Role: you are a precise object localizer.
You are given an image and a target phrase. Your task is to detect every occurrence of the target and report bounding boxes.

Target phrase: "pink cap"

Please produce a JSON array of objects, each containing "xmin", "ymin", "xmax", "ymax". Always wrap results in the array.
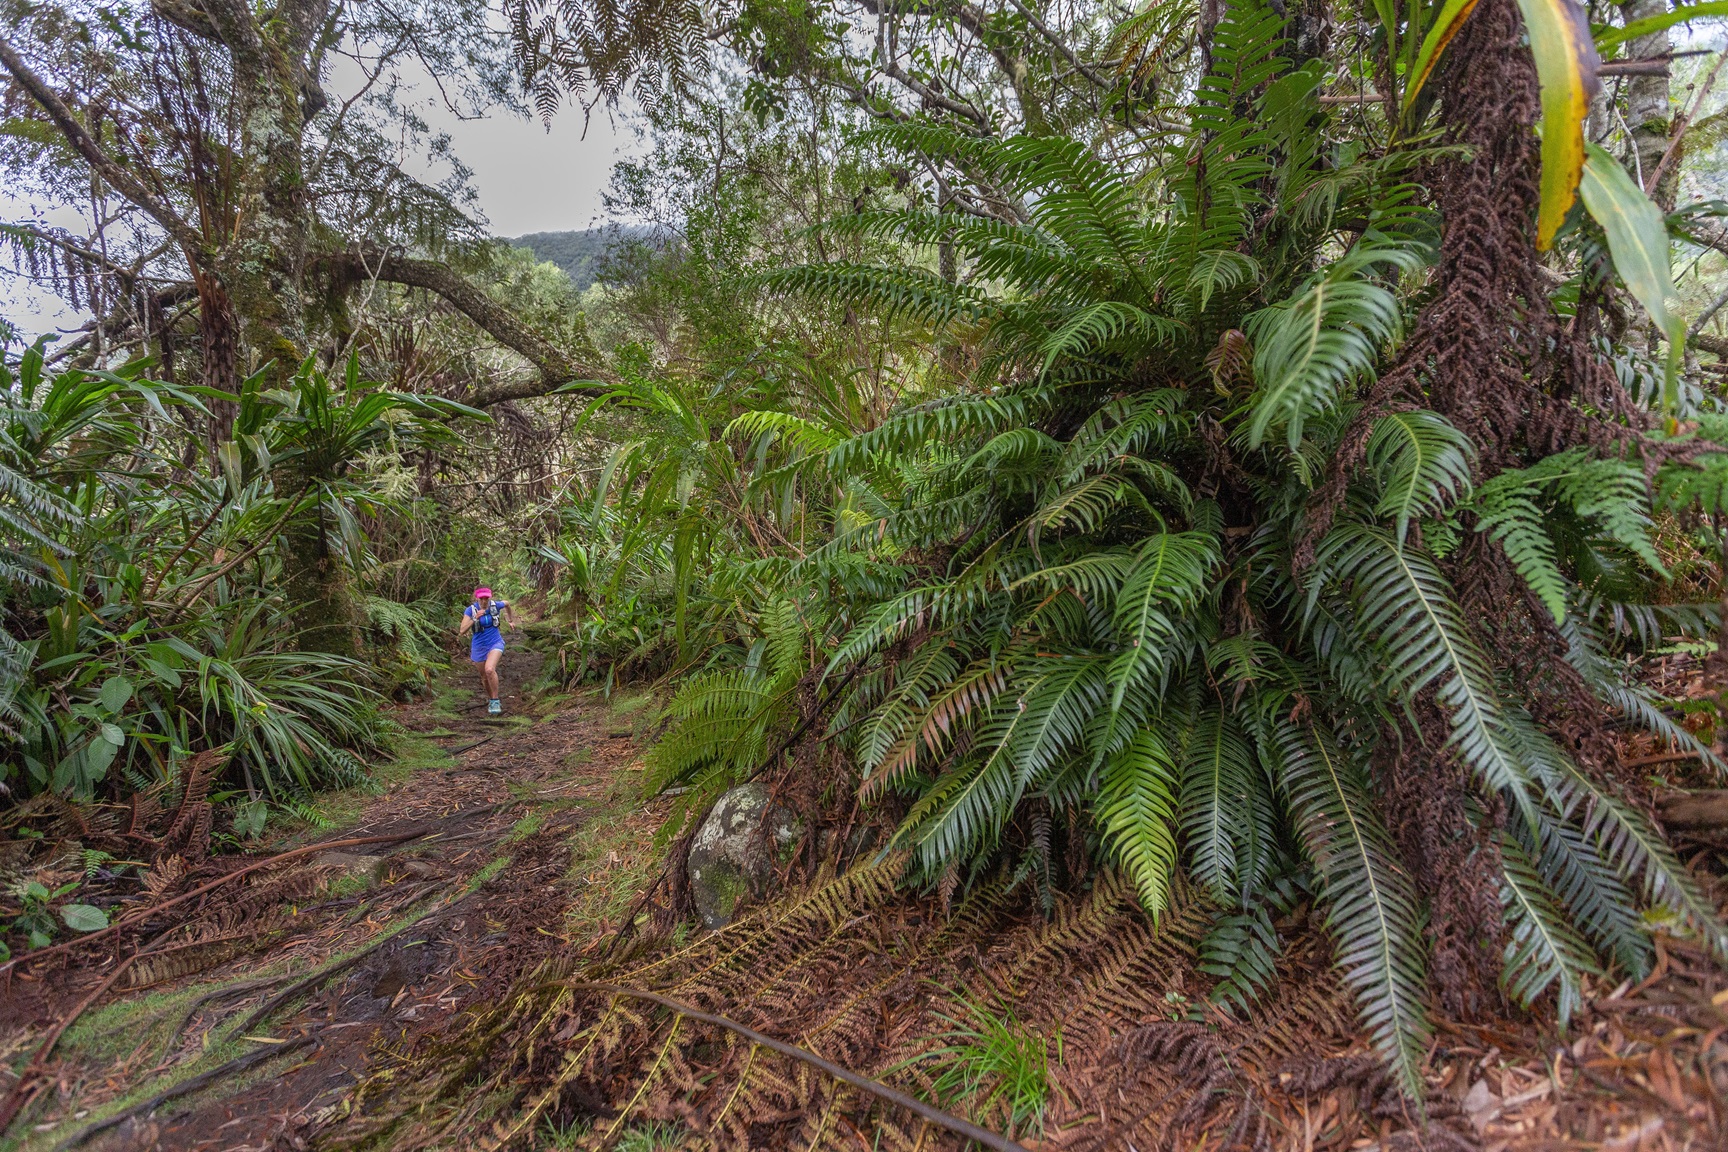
[{"xmin": 474, "ymin": 586, "xmax": 493, "ymax": 599}]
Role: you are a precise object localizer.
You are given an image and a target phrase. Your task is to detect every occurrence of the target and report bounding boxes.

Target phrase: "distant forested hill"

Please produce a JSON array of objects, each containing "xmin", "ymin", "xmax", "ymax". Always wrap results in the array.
[{"xmin": 510, "ymin": 228, "xmax": 644, "ymax": 292}]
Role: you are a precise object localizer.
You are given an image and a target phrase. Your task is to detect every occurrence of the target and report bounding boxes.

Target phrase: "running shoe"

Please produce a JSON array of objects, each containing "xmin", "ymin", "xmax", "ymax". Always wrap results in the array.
[{"xmin": 488, "ymin": 698, "xmax": 502, "ymax": 716}]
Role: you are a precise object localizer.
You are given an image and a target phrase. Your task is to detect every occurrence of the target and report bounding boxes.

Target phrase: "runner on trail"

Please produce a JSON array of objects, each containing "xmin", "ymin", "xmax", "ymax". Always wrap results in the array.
[{"xmin": 457, "ymin": 586, "xmax": 516, "ymax": 715}]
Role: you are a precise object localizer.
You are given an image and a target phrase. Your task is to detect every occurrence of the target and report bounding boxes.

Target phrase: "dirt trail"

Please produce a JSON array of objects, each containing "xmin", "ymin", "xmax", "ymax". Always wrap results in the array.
[{"xmin": 2, "ymin": 639, "xmax": 669, "ymax": 1152}]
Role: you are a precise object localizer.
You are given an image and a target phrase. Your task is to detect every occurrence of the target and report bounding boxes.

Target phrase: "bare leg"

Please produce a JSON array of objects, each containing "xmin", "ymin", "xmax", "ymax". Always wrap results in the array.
[{"xmin": 484, "ymin": 649, "xmax": 504, "ymax": 700}]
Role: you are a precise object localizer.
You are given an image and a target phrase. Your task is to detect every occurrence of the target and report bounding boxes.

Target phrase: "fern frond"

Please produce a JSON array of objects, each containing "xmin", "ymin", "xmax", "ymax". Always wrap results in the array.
[
  {"xmin": 1516, "ymin": 717, "xmax": 1728, "ymax": 961},
  {"xmin": 1271, "ymin": 719, "xmax": 1429, "ymax": 1099},
  {"xmin": 1244, "ymin": 239, "xmax": 1421, "ymax": 449},
  {"xmin": 1498, "ymin": 833, "xmax": 1599, "ymax": 1027},
  {"xmin": 1108, "ymin": 530, "xmax": 1220, "ymax": 711},
  {"xmin": 1099, "ymin": 728, "xmax": 1182, "ymax": 919},
  {"xmin": 1313, "ymin": 523, "xmax": 1543, "ymax": 817},
  {"xmin": 1200, "ymin": 903, "xmax": 1282, "ymax": 1013},
  {"xmin": 1366, "ymin": 410, "xmax": 1475, "ymax": 543},
  {"xmin": 1180, "ymin": 702, "xmax": 1272, "ymax": 901},
  {"xmin": 1525, "ymin": 812, "xmax": 1654, "ymax": 978}
]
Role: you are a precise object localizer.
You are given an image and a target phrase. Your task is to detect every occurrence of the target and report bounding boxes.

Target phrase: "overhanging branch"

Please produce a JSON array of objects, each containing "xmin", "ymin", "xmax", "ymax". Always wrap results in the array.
[
  {"xmin": 322, "ymin": 248, "xmax": 610, "ymax": 403},
  {"xmin": 0, "ymin": 36, "xmax": 204, "ymax": 256}
]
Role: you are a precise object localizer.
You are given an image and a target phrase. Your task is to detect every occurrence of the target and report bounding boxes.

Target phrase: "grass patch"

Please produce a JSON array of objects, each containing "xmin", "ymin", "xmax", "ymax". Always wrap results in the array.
[
  {"xmin": 272, "ymin": 732, "xmax": 452, "ymax": 841},
  {"xmin": 430, "ymin": 680, "xmax": 477, "ymax": 723},
  {"xmin": 564, "ymin": 746, "xmax": 593, "ymax": 768},
  {"xmin": 614, "ymin": 1121, "xmax": 687, "ymax": 1151},
  {"xmin": 466, "ymin": 856, "xmax": 511, "ymax": 891},
  {"xmin": 536, "ymin": 1116, "xmax": 591, "ymax": 1149},
  {"xmin": 563, "ymin": 783, "xmax": 667, "ymax": 931},
  {"xmin": 607, "ymin": 691, "xmax": 657, "ymax": 718},
  {"xmin": 903, "ymin": 995, "xmax": 1056, "ymax": 1140},
  {"xmin": 503, "ymin": 813, "xmax": 545, "ymax": 844},
  {"xmin": 10, "ymin": 1032, "xmax": 256, "ymax": 1150}
]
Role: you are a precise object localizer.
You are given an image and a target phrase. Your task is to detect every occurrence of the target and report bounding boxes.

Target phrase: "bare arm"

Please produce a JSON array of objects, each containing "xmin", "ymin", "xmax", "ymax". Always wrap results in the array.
[{"xmin": 457, "ymin": 611, "xmax": 473, "ymax": 637}]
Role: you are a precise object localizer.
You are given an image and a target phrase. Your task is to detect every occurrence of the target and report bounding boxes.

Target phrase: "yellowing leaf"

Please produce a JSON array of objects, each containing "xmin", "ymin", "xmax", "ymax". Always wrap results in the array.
[
  {"xmin": 1405, "ymin": 0, "xmax": 1481, "ymax": 116},
  {"xmin": 1579, "ymin": 143, "xmax": 1684, "ymax": 407},
  {"xmin": 1513, "ymin": 0, "xmax": 1601, "ymax": 249},
  {"xmin": 1596, "ymin": 1, "xmax": 1728, "ymax": 49}
]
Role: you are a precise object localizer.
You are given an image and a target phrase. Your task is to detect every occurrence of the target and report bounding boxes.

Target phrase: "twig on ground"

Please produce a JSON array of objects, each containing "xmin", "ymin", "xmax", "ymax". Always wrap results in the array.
[
  {"xmin": 1623, "ymin": 749, "xmax": 1706, "ymax": 769},
  {"xmin": 52, "ymin": 1034, "xmax": 317, "ymax": 1150},
  {"xmin": 563, "ymin": 981, "xmax": 1032, "ymax": 1152},
  {"xmin": 0, "ymin": 828, "xmax": 434, "ymax": 977}
]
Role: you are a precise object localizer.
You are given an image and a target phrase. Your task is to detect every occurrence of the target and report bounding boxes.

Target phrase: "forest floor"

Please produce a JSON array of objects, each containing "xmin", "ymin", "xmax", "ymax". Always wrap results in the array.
[
  {"xmin": 3, "ymin": 635, "xmax": 1727, "ymax": 1151},
  {"xmin": 0, "ymin": 632, "xmax": 678, "ymax": 1152}
]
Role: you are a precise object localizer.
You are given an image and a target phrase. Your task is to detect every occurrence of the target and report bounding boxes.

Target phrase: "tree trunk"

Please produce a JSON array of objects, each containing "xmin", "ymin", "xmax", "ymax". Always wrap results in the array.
[
  {"xmin": 282, "ymin": 496, "xmax": 362, "ymax": 659},
  {"xmin": 1619, "ymin": 0, "xmax": 1677, "ymax": 207},
  {"xmin": 214, "ymin": 7, "xmax": 316, "ymax": 388}
]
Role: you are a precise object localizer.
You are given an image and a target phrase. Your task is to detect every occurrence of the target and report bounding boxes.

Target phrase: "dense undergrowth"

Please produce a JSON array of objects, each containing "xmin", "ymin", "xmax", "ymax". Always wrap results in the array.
[{"xmin": 8, "ymin": 0, "xmax": 1728, "ymax": 1115}]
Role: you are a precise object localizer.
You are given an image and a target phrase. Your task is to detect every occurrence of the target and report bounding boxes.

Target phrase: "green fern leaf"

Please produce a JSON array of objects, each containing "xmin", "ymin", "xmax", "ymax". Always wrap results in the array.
[
  {"xmin": 1244, "ymin": 240, "xmax": 1421, "ymax": 450},
  {"xmin": 1200, "ymin": 903, "xmax": 1282, "ymax": 1013},
  {"xmin": 1099, "ymin": 729, "xmax": 1182, "ymax": 919},
  {"xmin": 1366, "ymin": 410, "xmax": 1475, "ymax": 543},
  {"xmin": 1498, "ymin": 833, "xmax": 1599, "ymax": 1027},
  {"xmin": 1179, "ymin": 702, "xmax": 1271, "ymax": 901},
  {"xmin": 1108, "ymin": 531, "xmax": 1220, "ymax": 711},
  {"xmin": 1271, "ymin": 719, "xmax": 1429, "ymax": 1099}
]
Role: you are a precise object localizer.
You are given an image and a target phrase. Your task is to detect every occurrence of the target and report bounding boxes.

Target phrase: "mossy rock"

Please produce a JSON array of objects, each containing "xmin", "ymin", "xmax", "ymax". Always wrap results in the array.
[{"xmin": 686, "ymin": 783, "xmax": 802, "ymax": 930}]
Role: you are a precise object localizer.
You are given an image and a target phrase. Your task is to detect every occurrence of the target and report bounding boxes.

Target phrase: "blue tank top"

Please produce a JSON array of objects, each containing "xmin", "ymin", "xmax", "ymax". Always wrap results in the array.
[{"xmin": 466, "ymin": 601, "xmax": 506, "ymax": 658}]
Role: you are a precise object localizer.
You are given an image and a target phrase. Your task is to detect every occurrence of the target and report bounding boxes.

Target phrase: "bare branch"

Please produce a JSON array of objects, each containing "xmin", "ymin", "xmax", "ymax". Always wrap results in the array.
[
  {"xmin": 1003, "ymin": 0, "xmax": 1110, "ymax": 91},
  {"xmin": 0, "ymin": 35, "xmax": 204, "ymax": 255},
  {"xmin": 321, "ymin": 248, "xmax": 610, "ymax": 402}
]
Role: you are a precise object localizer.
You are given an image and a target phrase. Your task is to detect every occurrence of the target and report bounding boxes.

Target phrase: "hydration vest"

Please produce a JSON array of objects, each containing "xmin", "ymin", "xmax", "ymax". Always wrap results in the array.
[{"xmin": 472, "ymin": 602, "xmax": 501, "ymax": 630}]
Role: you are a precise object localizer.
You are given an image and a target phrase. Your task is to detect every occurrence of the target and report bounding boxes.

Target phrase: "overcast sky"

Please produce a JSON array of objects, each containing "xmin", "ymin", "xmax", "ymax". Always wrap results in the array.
[{"xmin": 0, "ymin": 90, "xmax": 639, "ymax": 341}]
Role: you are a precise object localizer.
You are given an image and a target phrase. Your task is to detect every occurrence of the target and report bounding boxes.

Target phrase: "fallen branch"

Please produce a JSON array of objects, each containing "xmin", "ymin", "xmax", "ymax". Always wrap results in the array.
[
  {"xmin": 564, "ymin": 982, "xmax": 1031, "ymax": 1152},
  {"xmin": 1657, "ymin": 790, "xmax": 1728, "ymax": 831},
  {"xmin": 53, "ymin": 1034, "xmax": 317, "ymax": 1150},
  {"xmin": 1624, "ymin": 750, "xmax": 1707, "ymax": 769},
  {"xmin": 0, "ymin": 828, "xmax": 432, "ymax": 978},
  {"xmin": 0, "ymin": 951, "xmax": 146, "ymax": 1134}
]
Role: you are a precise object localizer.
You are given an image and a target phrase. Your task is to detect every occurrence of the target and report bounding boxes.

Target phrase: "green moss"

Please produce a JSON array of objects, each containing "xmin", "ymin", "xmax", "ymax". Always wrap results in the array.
[
  {"xmin": 700, "ymin": 862, "xmax": 750, "ymax": 923},
  {"xmin": 324, "ymin": 871, "xmax": 375, "ymax": 898},
  {"xmin": 273, "ymin": 734, "xmax": 451, "ymax": 841}
]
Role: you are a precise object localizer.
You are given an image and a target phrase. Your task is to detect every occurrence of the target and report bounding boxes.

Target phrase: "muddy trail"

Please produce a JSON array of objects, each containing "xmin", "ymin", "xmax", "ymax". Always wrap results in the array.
[
  {"xmin": 0, "ymin": 637, "xmax": 673, "ymax": 1152},
  {"xmin": 4, "ymin": 637, "xmax": 1728, "ymax": 1151}
]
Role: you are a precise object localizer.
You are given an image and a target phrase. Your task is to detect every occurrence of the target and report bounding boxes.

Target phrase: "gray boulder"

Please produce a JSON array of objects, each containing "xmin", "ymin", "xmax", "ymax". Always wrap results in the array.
[{"xmin": 686, "ymin": 782, "xmax": 802, "ymax": 929}]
